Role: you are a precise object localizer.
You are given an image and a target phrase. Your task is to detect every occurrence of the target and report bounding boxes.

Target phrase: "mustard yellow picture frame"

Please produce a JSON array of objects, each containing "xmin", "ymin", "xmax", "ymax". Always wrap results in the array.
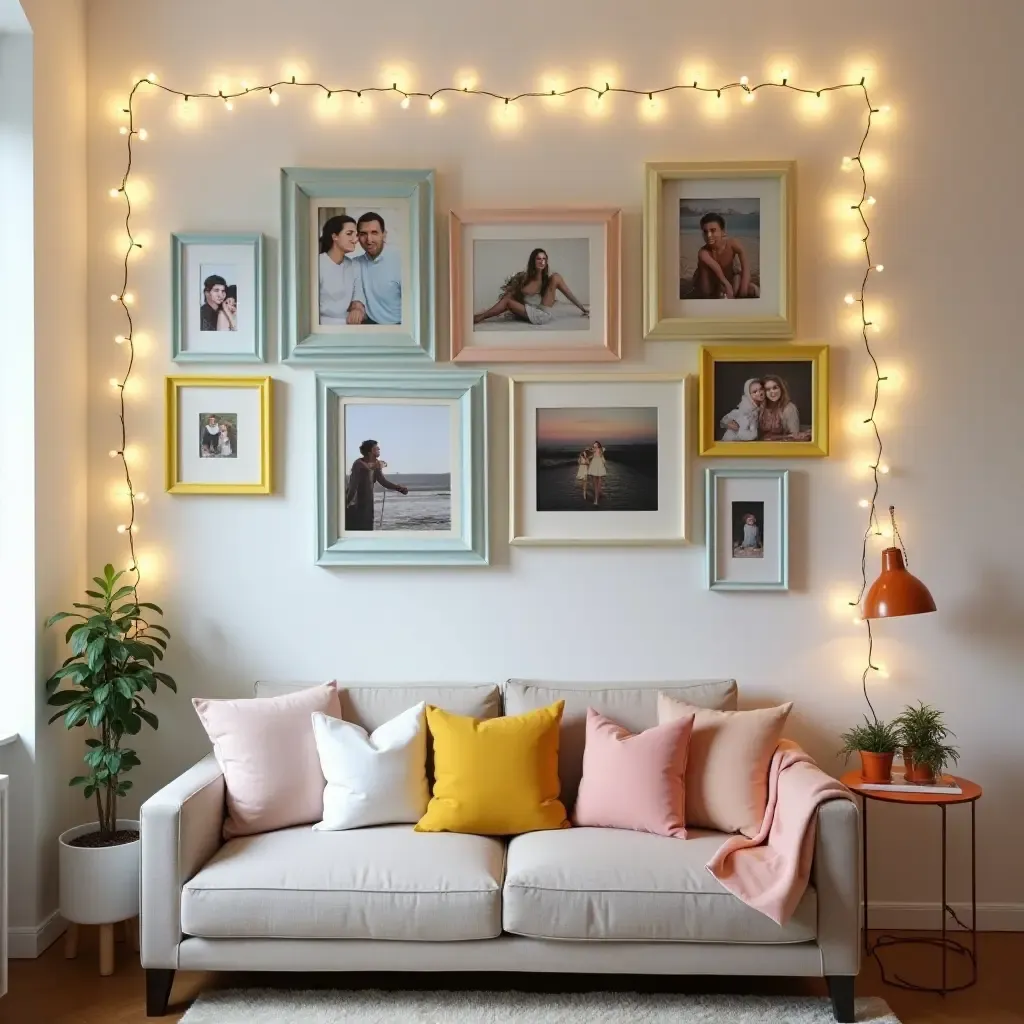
[
  {"xmin": 165, "ymin": 375, "xmax": 273, "ymax": 494},
  {"xmin": 643, "ymin": 160, "xmax": 796, "ymax": 341},
  {"xmin": 698, "ymin": 345, "xmax": 829, "ymax": 458}
]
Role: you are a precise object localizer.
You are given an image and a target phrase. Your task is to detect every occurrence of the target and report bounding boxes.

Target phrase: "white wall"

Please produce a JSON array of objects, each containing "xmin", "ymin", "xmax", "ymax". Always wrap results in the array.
[
  {"xmin": 0, "ymin": 0, "xmax": 88, "ymax": 953},
  {"xmin": 84, "ymin": 0, "xmax": 1024, "ymax": 926}
]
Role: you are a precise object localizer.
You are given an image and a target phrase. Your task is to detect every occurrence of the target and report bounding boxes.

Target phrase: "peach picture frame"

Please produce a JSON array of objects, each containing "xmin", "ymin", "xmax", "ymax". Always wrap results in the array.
[{"xmin": 449, "ymin": 208, "xmax": 621, "ymax": 363}]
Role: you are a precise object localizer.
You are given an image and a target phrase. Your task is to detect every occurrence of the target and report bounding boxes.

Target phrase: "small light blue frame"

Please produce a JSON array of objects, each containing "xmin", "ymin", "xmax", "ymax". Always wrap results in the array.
[
  {"xmin": 706, "ymin": 467, "xmax": 789, "ymax": 591},
  {"xmin": 315, "ymin": 370, "xmax": 488, "ymax": 566},
  {"xmin": 171, "ymin": 233, "xmax": 266, "ymax": 363},
  {"xmin": 282, "ymin": 168, "xmax": 435, "ymax": 363}
]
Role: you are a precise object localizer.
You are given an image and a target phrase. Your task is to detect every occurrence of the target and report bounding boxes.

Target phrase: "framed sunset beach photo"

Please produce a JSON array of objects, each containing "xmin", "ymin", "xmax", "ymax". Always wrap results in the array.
[{"xmin": 509, "ymin": 374, "xmax": 688, "ymax": 545}]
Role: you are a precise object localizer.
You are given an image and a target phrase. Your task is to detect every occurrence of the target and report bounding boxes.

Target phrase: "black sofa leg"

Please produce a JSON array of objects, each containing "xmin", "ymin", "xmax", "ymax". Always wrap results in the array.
[
  {"xmin": 826, "ymin": 975, "xmax": 855, "ymax": 1023},
  {"xmin": 146, "ymin": 968, "xmax": 175, "ymax": 1017}
]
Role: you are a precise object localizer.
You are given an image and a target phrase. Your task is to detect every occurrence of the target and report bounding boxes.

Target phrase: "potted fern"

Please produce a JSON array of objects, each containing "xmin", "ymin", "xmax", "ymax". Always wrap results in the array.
[
  {"xmin": 839, "ymin": 715, "xmax": 901, "ymax": 783},
  {"xmin": 45, "ymin": 565, "xmax": 175, "ymax": 946},
  {"xmin": 893, "ymin": 701, "xmax": 960, "ymax": 783}
]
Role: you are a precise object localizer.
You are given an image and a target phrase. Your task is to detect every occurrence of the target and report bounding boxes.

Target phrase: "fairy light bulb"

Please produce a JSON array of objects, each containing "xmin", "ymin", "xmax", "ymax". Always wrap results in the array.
[
  {"xmin": 146, "ymin": 73, "xmax": 157, "ymax": 83},
  {"xmin": 225, "ymin": 100, "xmax": 233, "ymax": 111},
  {"xmin": 119, "ymin": 126, "xmax": 128, "ymax": 135},
  {"xmin": 269, "ymin": 90, "xmax": 280, "ymax": 106},
  {"xmin": 123, "ymin": 292, "xmax": 134, "ymax": 304},
  {"xmin": 865, "ymin": 195, "xmax": 876, "ymax": 205},
  {"xmin": 400, "ymin": 95, "xmax": 411, "ymax": 109},
  {"xmin": 110, "ymin": 294, "xmax": 119, "ymax": 302},
  {"xmin": 844, "ymin": 293, "xmax": 856, "ymax": 305},
  {"xmin": 858, "ymin": 499, "xmax": 870, "ymax": 508},
  {"xmin": 841, "ymin": 156, "xmax": 853, "ymax": 171},
  {"xmin": 137, "ymin": 128, "xmax": 148, "ymax": 140},
  {"xmin": 108, "ymin": 450, "xmax": 120, "ymax": 459},
  {"xmin": 108, "ymin": 188, "xmax": 120, "ymax": 198},
  {"xmin": 739, "ymin": 75, "xmax": 749, "ymax": 87},
  {"xmin": 878, "ymin": 464, "xmax": 890, "ymax": 474},
  {"xmin": 428, "ymin": 96, "xmax": 444, "ymax": 114},
  {"xmin": 116, "ymin": 524, "xmax": 128, "ymax": 534},
  {"xmin": 114, "ymin": 334, "xmax": 126, "ymax": 344},
  {"xmin": 135, "ymin": 492, "xmax": 148, "ymax": 503},
  {"xmin": 109, "ymin": 378, "xmax": 121, "ymax": 388},
  {"xmin": 874, "ymin": 263, "xmax": 884, "ymax": 273}
]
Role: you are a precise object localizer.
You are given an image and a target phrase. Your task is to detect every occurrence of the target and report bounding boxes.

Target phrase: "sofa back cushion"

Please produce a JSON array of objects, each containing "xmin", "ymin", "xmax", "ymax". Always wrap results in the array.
[
  {"xmin": 504, "ymin": 679, "xmax": 737, "ymax": 810},
  {"xmin": 255, "ymin": 682, "xmax": 502, "ymax": 732}
]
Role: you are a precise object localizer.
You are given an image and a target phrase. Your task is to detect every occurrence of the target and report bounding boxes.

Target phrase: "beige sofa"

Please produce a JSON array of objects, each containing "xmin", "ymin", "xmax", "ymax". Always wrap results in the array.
[{"xmin": 140, "ymin": 680, "xmax": 860, "ymax": 1021}]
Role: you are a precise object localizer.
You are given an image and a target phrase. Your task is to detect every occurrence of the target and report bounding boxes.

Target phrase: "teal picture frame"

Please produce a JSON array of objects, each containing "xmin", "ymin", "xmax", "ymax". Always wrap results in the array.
[
  {"xmin": 171, "ymin": 233, "xmax": 266, "ymax": 362},
  {"xmin": 282, "ymin": 168, "xmax": 435, "ymax": 363},
  {"xmin": 316, "ymin": 370, "xmax": 488, "ymax": 566},
  {"xmin": 706, "ymin": 467, "xmax": 789, "ymax": 591}
]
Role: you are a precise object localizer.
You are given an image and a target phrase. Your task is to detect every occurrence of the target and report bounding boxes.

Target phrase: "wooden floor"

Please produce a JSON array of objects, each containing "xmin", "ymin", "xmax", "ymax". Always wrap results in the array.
[{"xmin": 2, "ymin": 930, "xmax": 1022, "ymax": 1023}]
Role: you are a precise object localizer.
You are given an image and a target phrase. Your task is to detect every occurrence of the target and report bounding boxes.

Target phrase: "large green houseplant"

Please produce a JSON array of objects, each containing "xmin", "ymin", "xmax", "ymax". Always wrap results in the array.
[{"xmin": 45, "ymin": 564, "xmax": 176, "ymax": 841}]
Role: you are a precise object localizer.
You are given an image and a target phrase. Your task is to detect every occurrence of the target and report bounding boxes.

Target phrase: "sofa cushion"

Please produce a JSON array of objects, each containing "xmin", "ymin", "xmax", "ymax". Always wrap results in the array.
[
  {"xmin": 503, "ymin": 827, "xmax": 816, "ymax": 943},
  {"xmin": 504, "ymin": 680, "xmax": 737, "ymax": 809},
  {"xmin": 181, "ymin": 824, "xmax": 505, "ymax": 941}
]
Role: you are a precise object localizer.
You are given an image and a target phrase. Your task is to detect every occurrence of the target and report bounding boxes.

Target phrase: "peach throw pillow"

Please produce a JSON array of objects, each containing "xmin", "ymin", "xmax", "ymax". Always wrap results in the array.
[
  {"xmin": 193, "ymin": 681, "xmax": 341, "ymax": 839},
  {"xmin": 657, "ymin": 693, "xmax": 792, "ymax": 838},
  {"xmin": 573, "ymin": 708, "xmax": 695, "ymax": 838}
]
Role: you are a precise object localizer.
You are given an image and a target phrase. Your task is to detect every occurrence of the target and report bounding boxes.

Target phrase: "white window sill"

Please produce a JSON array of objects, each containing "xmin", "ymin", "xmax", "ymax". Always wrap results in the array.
[{"xmin": 0, "ymin": 733, "xmax": 18, "ymax": 748}]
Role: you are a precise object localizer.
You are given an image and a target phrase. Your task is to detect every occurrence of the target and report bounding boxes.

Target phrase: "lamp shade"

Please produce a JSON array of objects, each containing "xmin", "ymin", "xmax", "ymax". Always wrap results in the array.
[{"xmin": 862, "ymin": 547, "xmax": 937, "ymax": 619}]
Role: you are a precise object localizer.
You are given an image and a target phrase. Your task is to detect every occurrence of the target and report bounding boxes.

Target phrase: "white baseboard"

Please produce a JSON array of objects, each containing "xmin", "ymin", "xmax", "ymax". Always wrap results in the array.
[
  {"xmin": 868, "ymin": 901, "xmax": 1024, "ymax": 931},
  {"xmin": 8, "ymin": 910, "xmax": 66, "ymax": 959}
]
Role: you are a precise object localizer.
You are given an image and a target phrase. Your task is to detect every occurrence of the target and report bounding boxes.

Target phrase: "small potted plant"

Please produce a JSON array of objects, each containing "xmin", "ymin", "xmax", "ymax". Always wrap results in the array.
[
  {"xmin": 894, "ymin": 701, "xmax": 960, "ymax": 784},
  {"xmin": 45, "ymin": 565, "xmax": 175, "ymax": 968},
  {"xmin": 839, "ymin": 715, "xmax": 901, "ymax": 783}
]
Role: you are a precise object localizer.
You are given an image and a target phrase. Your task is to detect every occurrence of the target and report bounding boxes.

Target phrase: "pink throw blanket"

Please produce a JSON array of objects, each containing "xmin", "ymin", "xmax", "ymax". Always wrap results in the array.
[{"xmin": 705, "ymin": 740, "xmax": 854, "ymax": 925}]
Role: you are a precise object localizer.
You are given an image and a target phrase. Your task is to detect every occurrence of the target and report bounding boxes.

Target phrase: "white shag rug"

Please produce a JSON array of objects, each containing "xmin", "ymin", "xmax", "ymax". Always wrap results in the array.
[{"xmin": 179, "ymin": 989, "xmax": 900, "ymax": 1023}]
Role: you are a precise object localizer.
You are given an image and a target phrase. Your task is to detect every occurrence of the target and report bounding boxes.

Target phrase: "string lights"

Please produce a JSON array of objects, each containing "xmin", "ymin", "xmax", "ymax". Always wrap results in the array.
[{"xmin": 109, "ymin": 69, "xmax": 890, "ymax": 711}]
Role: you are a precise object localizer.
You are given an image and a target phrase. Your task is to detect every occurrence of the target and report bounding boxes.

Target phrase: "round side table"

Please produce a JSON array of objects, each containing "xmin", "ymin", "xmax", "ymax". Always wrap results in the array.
[{"xmin": 841, "ymin": 771, "xmax": 981, "ymax": 995}]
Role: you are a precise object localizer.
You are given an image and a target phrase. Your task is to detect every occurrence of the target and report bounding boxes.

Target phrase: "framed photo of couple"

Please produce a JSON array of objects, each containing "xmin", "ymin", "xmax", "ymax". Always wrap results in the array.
[
  {"xmin": 706, "ymin": 468, "xmax": 789, "ymax": 591},
  {"xmin": 165, "ymin": 376, "xmax": 272, "ymax": 494},
  {"xmin": 171, "ymin": 233, "xmax": 265, "ymax": 362},
  {"xmin": 281, "ymin": 168, "xmax": 435, "ymax": 362},
  {"xmin": 699, "ymin": 344, "xmax": 829, "ymax": 458},
  {"xmin": 450, "ymin": 209, "xmax": 621, "ymax": 363},
  {"xmin": 643, "ymin": 161, "xmax": 795, "ymax": 341},
  {"xmin": 509, "ymin": 374, "xmax": 689, "ymax": 546},
  {"xmin": 315, "ymin": 369, "xmax": 489, "ymax": 566}
]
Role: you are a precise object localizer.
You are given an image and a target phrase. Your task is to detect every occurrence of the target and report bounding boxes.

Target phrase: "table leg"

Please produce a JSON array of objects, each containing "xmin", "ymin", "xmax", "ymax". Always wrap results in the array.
[
  {"xmin": 99, "ymin": 923, "xmax": 114, "ymax": 977},
  {"xmin": 861, "ymin": 794, "xmax": 869, "ymax": 952},
  {"xmin": 941, "ymin": 804, "xmax": 947, "ymax": 995},
  {"xmin": 64, "ymin": 923, "xmax": 79, "ymax": 960},
  {"xmin": 971, "ymin": 799, "xmax": 977, "ymax": 983}
]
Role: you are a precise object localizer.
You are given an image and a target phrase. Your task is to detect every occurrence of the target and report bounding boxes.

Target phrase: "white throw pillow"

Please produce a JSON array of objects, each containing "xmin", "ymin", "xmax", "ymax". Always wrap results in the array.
[{"xmin": 311, "ymin": 702, "xmax": 429, "ymax": 830}]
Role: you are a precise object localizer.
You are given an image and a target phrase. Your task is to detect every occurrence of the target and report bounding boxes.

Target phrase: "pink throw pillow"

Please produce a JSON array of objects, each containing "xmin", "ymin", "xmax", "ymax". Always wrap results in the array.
[
  {"xmin": 572, "ymin": 707, "xmax": 695, "ymax": 839},
  {"xmin": 193, "ymin": 682, "xmax": 341, "ymax": 839}
]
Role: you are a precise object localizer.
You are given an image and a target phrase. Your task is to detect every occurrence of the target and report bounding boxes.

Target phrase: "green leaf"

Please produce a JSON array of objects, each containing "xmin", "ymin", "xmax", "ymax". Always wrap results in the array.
[
  {"xmin": 65, "ymin": 622, "xmax": 89, "ymax": 645},
  {"xmin": 119, "ymin": 780, "xmax": 133, "ymax": 791},
  {"xmin": 88, "ymin": 704, "xmax": 105, "ymax": 728},
  {"xmin": 69, "ymin": 776, "xmax": 89, "ymax": 787},
  {"xmin": 110, "ymin": 585, "xmax": 135, "ymax": 602},
  {"xmin": 83, "ymin": 785, "xmax": 96, "ymax": 799},
  {"xmin": 86, "ymin": 637, "xmax": 107, "ymax": 672},
  {"xmin": 146, "ymin": 624, "xmax": 171, "ymax": 638},
  {"xmin": 154, "ymin": 672, "xmax": 177, "ymax": 693},
  {"xmin": 85, "ymin": 590, "xmax": 105, "ymax": 599},
  {"xmin": 104, "ymin": 564, "xmax": 116, "ymax": 582},
  {"xmin": 137, "ymin": 601, "xmax": 164, "ymax": 615},
  {"xmin": 123, "ymin": 715, "xmax": 142, "ymax": 735},
  {"xmin": 105, "ymin": 752, "xmax": 123, "ymax": 773},
  {"xmin": 71, "ymin": 629, "xmax": 91, "ymax": 656},
  {"xmin": 85, "ymin": 749, "xmax": 104, "ymax": 767},
  {"xmin": 73, "ymin": 603, "xmax": 106, "ymax": 614},
  {"xmin": 93, "ymin": 683, "xmax": 112, "ymax": 704},
  {"xmin": 114, "ymin": 677, "xmax": 135, "ymax": 699},
  {"xmin": 64, "ymin": 705, "xmax": 89, "ymax": 729},
  {"xmin": 85, "ymin": 738, "xmax": 101, "ymax": 748},
  {"xmin": 136, "ymin": 708, "xmax": 159, "ymax": 731},
  {"xmin": 46, "ymin": 612, "xmax": 80, "ymax": 627},
  {"xmin": 47, "ymin": 690, "xmax": 82, "ymax": 707},
  {"xmin": 48, "ymin": 710, "xmax": 67, "ymax": 725}
]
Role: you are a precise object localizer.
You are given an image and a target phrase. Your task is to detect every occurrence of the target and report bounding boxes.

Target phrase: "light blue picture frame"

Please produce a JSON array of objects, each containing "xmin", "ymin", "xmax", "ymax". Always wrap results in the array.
[
  {"xmin": 706, "ymin": 467, "xmax": 789, "ymax": 591},
  {"xmin": 171, "ymin": 233, "xmax": 266, "ymax": 362},
  {"xmin": 316, "ymin": 370, "xmax": 488, "ymax": 566},
  {"xmin": 282, "ymin": 168, "xmax": 435, "ymax": 363}
]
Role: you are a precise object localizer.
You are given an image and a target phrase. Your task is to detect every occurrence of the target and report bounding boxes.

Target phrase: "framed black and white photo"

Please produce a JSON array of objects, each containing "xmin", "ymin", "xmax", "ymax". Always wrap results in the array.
[
  {"xmin": 171, "ymin": 233, "xmax": 265, "ymax": 362},
  {"xmin": 706, "ymin": 468, "xmax": 789, "ymax": 591},
  {"xmin": 281, "ymin": 168, "xmax": 435, "ymax": 362}
]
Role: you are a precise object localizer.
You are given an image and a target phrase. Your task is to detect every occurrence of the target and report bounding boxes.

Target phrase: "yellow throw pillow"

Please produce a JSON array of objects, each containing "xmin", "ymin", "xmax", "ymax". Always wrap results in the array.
[{"xmin": 415, "ymin": 701, "xmax": 569, "ymax": 836}]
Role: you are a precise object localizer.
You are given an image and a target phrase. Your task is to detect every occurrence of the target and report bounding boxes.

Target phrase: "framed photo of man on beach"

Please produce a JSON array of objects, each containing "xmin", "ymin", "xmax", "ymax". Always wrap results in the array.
[
  {"xmin": 315, "ymin": 369, "xmax": 488, "ymax": 566},
  {"xmin": 450, "ymin": 209, "xmax": 621, "ymax": 363},
  {"xmin": 698, "ymin": 344, "xmax": 829, "ymax": 457},
  {"xmin": 643, "ymin": 161, "xmax": 795, "ymax": 341},
  {"xmin": 509, "ymin": 374, "xmax": 689, "ymax": 546},
  {"xmin": 281, "ymin": 168, "xmax": 435, "ymax": 362}
]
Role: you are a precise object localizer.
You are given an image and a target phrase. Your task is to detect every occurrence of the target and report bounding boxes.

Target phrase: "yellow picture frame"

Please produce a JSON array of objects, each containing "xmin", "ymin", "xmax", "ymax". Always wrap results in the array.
[
  {"xmin": 165, "ymin": 375, "xmax": 273, "ymax": 494},
  {"xmin": 643, "ymin": 160, "xmax": 796, "ymax": 341},
  {"xmin": 698, "ymin": 345, "xmax": 829, "ymax": 458}
]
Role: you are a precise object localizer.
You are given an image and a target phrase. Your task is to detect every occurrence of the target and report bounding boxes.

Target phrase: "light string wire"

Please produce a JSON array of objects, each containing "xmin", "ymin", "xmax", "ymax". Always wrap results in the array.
[{"xmin": 111, "ymin": 73, "xmax": 886, "ymax": 711}]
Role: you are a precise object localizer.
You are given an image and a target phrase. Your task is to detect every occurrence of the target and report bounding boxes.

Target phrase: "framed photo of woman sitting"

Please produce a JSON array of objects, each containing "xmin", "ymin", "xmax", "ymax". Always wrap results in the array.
[{"xmin": 698, "ymin": 344, "xmax": 829, "ymax": 457}]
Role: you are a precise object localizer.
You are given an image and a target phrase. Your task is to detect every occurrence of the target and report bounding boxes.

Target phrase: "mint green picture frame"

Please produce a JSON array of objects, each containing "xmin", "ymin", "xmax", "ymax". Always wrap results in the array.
[
  {"xmin": 316, "ymin": 370, "xmax": 488, "ymax": 566},
  {"xmin": 706, "ymin": 467, "xmax": 790, "ymax": 591},
  {"xmin": 282, "ymin": 168, "xmax": 435, "ymax": 363},
  {"xmin": 171, "ymin": 233, "xmax": 266, "ymax": 362}
]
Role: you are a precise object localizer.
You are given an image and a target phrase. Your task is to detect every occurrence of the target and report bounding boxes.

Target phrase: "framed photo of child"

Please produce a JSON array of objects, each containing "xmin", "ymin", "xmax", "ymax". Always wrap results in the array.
[
  {"xmin": 698, "ymin": 344, "xmax": 829, "ymax": 458},
  {"xmin": 643, "ymin": 162, "xmax": 795, "ymax": 340},
  {"xmin": 165, "ymin": 376, "xmax": 272, "ymax": 494},
  {"xmin": 705, "ymin": 468, "xmax": 789, "ymax": 591}
]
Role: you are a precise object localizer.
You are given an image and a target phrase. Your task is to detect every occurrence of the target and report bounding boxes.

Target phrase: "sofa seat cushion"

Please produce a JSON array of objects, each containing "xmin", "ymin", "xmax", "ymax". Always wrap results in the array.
[
  {"xmin": 503, "ymin": 827, "xmax": 816, "ymax": 943},
  {"xmin": 182, "ymin": 824, "xmax": 505, "ymax": 941}
]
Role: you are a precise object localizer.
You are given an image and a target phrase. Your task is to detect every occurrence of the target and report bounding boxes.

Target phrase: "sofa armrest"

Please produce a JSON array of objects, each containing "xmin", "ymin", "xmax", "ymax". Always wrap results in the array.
[
  {"xmin": 140, "ymin": 753, "xmax": 225, "ymax": 968},
  {"xmin": 813, "ymin": 796, "xmax": 861, "ymax": 975}
]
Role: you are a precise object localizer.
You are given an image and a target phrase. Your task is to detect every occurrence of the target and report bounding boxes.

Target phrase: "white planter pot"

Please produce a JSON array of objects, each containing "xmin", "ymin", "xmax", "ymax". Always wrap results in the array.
[{"xmin": 59, "ymin": 819, "xmax": 140, "ymax": 925}]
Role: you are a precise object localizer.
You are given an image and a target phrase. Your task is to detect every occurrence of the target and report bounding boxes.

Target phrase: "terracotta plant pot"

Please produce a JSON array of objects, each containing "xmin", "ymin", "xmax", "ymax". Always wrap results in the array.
[
  {"xmin": 859, "ymin": 750, "xmax": 894, "ymax": 784},
  {"xmin": 902, "ymin": 746, "xmax": 935, "ymax": 784}
]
